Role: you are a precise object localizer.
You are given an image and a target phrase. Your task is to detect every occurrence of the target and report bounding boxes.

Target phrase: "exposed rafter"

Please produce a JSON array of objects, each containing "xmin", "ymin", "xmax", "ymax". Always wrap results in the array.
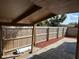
[
  {"xmin": 0, "ymin": 22, "xmax": 32, "ymax": 26},
  {"xmin": 17, "ymin": 8, "xmax": 56, "ymax": 24}
]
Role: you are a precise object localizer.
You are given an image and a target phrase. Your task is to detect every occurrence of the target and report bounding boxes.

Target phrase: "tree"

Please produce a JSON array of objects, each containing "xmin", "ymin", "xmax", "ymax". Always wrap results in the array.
[
  {"xmin": 36, "ymin": 14, "xmax": 67, "ymax": 26},
  {"xmin": 49, "ymin": 14, "xmax": 67, "ymax": 26},
  {"xmin": 37, "ymin": 20, "xmax": 49, "ymax": 26}
]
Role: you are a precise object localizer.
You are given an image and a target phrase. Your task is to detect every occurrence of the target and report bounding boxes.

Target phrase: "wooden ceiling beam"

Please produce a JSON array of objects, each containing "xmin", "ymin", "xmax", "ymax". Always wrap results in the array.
[
  {"xmin": 0, "ymin": 22, "xmax": 32, "ymax": 26},
  {"xmin": 18, "ymin": 8, "xmax": 56, "ymax": 24}
]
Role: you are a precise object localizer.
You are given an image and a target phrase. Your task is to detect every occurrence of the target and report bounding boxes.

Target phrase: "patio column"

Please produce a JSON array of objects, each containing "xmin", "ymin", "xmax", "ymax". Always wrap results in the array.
[
  {"xmin": 30, "ymin": 24, "xmax": 36, "ymax": 53},
  {"xmin": 0, "ymin": 25, "xmax": 3, "ymax": 59},
  {"xmin": 76, "ymin": 17, "xmax": 79, "ymax": 59}
]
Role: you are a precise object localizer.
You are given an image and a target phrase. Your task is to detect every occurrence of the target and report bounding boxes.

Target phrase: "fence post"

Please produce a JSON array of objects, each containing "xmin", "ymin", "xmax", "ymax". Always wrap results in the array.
[
  {"xmin": 62, "ymin": 28, "xmax": 64, "ymax": 37},
  {"xmin": 0, "ymin": 25, "xmax": 3, "ymax": 59},
  {"xmin": 30, "ymin": 24, "xmax": 36, "ymax": 53},
  {"xmin": 57, "ymin": 27, "xmax": 59, "ymax": 38},
  {"xmin": 33, "ymin": 24, "xmax": 36, "ymax": 46},
  {"xmin": 47, "ymin": 27, "xmax": 49, "ymax": 41}
]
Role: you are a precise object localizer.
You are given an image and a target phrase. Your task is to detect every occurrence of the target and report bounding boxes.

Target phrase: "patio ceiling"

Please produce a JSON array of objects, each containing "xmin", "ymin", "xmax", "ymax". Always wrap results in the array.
[{"xmin": 0, "ymin": 0, "xmax": 79, "ymax": 26}]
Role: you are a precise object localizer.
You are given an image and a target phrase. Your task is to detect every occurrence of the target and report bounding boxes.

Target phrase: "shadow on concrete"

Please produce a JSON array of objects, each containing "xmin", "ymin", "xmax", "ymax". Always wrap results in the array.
[{"xmin": 29, "ymin": 42, "xmax": 76, "ymax": 59}]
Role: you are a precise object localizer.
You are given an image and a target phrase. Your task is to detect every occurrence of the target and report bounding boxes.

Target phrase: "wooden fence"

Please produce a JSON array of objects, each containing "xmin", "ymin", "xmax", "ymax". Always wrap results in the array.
[{"xmin": 2, "ymin": 26, "xmax": 67, "ymax": 55}]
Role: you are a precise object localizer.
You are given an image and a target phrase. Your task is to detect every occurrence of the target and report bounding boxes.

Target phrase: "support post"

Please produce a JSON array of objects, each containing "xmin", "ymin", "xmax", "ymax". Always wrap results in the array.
[
  {"xmin": 0, "ymin": 25, "xmax": 3, "ymax": 59},
  {"xmin": 62, "ymin": 28, "xmax": 64, "ymax": 37},
  {"xmin": 57, "ymin": 27, "xmax": 59, "ymax": 38},
  {"xmin": 33, "ymin": 24, "xmax": 36, "ymax": 46},
  {"xmin": 30, "ymin": 24, "xmax": 36, "ymax": 53},
  {"xmin": 76, "ymin": 17, "xmax": 79, "ymax": 59},
  {"xmin": 47, "ymin": 27, "xmax": 49, "ymax": 41}
]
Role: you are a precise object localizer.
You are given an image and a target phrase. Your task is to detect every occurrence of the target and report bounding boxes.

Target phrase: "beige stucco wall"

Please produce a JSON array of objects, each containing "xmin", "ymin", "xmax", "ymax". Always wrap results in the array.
[{"xmin": 66, "ymin": 27, "xmax": 78, "ymax": 37}]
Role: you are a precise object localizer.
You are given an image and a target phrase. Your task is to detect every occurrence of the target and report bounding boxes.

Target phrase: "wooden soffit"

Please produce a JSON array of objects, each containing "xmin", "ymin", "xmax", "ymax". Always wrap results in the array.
[
  {"xmin": 0, "ymin": 0, "xmax": 79, "ymax": 26},
  {"xmin": 31, "ymin": 0, "xmax": 79, "ymax": 14}
]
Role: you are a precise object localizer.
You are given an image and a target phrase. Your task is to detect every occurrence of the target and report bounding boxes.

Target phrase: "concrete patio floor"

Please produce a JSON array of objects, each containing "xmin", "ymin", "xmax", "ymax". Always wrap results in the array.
[{"xmin": 27, "ymin": 38, "xmax": 77, "ymax": 59}]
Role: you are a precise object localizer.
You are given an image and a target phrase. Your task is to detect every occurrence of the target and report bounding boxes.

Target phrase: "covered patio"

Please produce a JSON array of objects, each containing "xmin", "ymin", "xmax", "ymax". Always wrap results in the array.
[{"xmin": 0, "ymin": 0, "xmax": 79, "ymax": 59}]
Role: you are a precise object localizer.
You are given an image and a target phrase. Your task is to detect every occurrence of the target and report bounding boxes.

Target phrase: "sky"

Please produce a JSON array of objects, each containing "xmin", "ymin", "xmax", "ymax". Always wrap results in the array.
[{"xmin": 61, "ymin": 12, "xmax": 79, "ymax": 25}]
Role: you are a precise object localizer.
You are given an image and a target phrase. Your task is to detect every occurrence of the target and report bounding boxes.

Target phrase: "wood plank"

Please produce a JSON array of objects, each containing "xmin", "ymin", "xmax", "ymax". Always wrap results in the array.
[
  {"xmin": 0, "ymin": 22, "xmax": 32, "ymax": 26},
  {"xmin": 4, "ymin": 35, "xmax": 32, "ymax": 40}
]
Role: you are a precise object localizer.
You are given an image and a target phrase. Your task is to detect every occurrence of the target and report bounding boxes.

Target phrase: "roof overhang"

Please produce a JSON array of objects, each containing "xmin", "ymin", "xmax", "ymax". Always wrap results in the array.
[{"xmin": 0, "ymin": 0, "xmax": 79, "ymax": 26}]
